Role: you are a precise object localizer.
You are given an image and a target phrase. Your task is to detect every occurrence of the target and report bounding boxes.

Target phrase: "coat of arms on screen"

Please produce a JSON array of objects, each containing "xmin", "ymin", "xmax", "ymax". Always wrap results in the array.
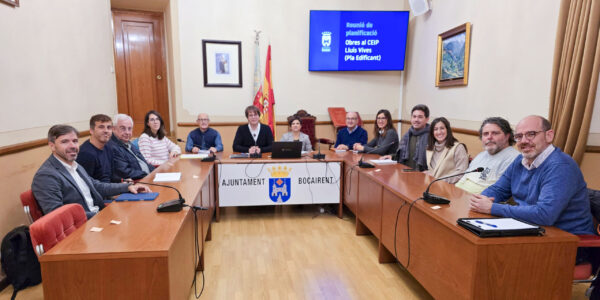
[
  {"xmin": 321, "ymin": 31, "xmax": 332, "ymax": 52},
  {"xmin": 268, "ymin": 166, "xmax": 291, "ymax": 203}
]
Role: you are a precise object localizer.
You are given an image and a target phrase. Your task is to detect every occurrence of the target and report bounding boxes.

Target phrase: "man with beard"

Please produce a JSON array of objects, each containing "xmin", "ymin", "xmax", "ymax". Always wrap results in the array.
[
  {"xmin": 469, "ymin": 116, "xmax": 598, "ymax": 298},
  {"xmin": 455, "ymin": 117, "xmax": 519, "ymax": 194},
  {"xmin": 382, "ymin": 104, "xmax": 430, "ymax": 171},
  {"xmin": 32, "ymin": 125, "xmax": 151, "ymax": 219},
  {"xmin": 76, "ymin": 114, "xmax": 115, "ymax": 182}
]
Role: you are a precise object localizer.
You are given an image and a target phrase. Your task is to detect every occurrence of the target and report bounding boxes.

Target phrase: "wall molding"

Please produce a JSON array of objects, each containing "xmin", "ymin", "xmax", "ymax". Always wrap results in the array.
[{"xmin": 0, "ymin": 131, "xmax": 90, "ymax": 157}]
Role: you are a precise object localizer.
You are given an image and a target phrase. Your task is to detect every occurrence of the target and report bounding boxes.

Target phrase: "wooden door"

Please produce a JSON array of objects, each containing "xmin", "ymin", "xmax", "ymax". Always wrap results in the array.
[{"xmin": 112, "ymin": 10, "xmax": 169, "ymax": 136}]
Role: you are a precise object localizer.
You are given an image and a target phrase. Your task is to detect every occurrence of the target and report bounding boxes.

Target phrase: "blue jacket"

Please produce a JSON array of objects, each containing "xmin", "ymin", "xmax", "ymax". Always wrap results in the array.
[
  {"xmin": 334, "ymin": 126, "xmax": 368, "ymax": 148},
  {"xmin": 185, "ymin": 127, "xmax": 223, "ymax": 152},
  {"xmin": 109, "ymin": 135, "xmax": 155, "ymax": 181},
  {"xmin": 483, "ymin": 147, "xmax": 595, "ymax": 235}
]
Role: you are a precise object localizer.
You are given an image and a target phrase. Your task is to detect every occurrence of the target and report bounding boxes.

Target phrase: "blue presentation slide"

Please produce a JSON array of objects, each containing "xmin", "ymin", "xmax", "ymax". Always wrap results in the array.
[{"xmin": 309, "ymin": 11, "xmax": 409, "ymax": 71}]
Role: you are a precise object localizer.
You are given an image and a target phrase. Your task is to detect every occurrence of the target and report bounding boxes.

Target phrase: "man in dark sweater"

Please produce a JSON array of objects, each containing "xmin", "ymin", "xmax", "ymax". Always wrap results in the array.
[
  {"xmin": 185, "ymin": 113, "xmax": 223, "ymax": 153},
  {"xmin": 333, "ymin": 111, "xmax": 368, "ymax": 150},
  {"xmin": 76, "ymin": 114, "xmax": 115, "ymax": 182},
  {"xmin": 382, "ymin": 104, "xmax": 430, "ymax": 171}
]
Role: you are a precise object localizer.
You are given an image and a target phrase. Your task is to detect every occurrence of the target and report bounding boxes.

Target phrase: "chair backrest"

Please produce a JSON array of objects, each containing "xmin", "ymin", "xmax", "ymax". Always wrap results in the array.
[
  {"xmin": 327, "ymin": 107, "xmax": 363, "ymax": 133},
  {"xmin": 299, "ymin": 116, "xmax": 316, "ymax": 149},
  {"xmin": 29, "ymin": 204, "xmax": 87, "ymax": 256},
  {"xmin": 20, "ymin": 190, "xmax": 43, "ymax": 223}
]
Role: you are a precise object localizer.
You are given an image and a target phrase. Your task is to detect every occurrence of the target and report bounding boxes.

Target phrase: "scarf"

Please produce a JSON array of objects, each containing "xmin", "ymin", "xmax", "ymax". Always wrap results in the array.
[{"xmin": 397, "ymin": 124, "xmax": 430, "ymax": 170}]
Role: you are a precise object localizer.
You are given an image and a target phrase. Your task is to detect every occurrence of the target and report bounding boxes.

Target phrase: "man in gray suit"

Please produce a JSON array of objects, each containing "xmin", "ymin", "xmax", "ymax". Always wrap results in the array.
[{"xmin": 32, "ymin": 124, "xmax": 151, "ymax": 219}]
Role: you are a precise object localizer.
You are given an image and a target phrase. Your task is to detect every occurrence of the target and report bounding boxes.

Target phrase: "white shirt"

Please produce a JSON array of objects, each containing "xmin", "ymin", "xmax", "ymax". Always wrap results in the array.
[
  {"xmin": 54, "ymin": 155, "xmax": 99, "ymax": 214},
  {"xmin": 248, "ymin": 124, "xmax": 261, "ymax": 142},
  {"xmin": 522, "ymin": 144, "xmax": 555, "ymax": 170}
]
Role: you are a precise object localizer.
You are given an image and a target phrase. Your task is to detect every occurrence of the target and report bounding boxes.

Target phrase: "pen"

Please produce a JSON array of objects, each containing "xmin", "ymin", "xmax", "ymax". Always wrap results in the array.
[{"xmin": 475, "ymin": 220, "xmax": 497, "ymax": 228}]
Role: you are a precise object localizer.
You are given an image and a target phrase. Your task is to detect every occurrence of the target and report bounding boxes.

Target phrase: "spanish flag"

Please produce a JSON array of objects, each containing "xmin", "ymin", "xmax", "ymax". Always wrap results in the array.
[{"xmin": 253, "ymin": 45, "xmax": 275, "ymax": 135}]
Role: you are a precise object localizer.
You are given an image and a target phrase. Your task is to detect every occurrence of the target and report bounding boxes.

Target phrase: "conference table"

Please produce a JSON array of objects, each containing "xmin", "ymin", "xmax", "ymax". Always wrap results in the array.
[
  {"xmin": 37, "ymin": 150, "xmax": 579, "ymax": 300},
  {"xmin": 38, "ymin": 158, "xmax": 216, "ymax": 300}
]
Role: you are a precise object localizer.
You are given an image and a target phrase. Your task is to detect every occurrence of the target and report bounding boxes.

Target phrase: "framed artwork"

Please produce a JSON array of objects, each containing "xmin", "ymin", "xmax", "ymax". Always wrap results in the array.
[
  {"xmin": 436, "ymin": 22, "xmax": 471, "ymax": 87},
  {"xmin": 1, "ymin": 0, "xmax": 19, "ymax": 7},
  {"xmin": 202, "ymin": 40, "xmax": 242, "ymax": 87}
]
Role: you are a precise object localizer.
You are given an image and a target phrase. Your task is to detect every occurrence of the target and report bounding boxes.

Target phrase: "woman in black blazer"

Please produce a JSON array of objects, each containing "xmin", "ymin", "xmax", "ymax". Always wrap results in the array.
[{"xmin": 232, "ymin": 106, "xmax": 274, "ymax": 153}]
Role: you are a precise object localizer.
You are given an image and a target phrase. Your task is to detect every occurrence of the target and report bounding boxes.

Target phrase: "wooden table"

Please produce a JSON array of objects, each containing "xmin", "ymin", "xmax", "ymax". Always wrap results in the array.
[
  {"xmin": 342, "ymin": 152, "xmax": 579, "ymax": 299},
  {"xmin": 38, "ymin": 159, "xmax": 216, "ymax": 300},
  {"xmin": 214, "ymin": 151, "xmax": 345, "ymax": 221}
]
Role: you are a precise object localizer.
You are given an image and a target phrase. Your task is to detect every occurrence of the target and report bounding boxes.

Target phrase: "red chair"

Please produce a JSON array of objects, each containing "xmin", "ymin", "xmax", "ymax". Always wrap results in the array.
[
  {"xmin": 20, "ymin": 189, "xmax": 43, "ymax": 224},
  {"xmin": 29, "ymin": 204, "xmax": 87, "ymax": 256},
  {"xmin": 327, "ymin": 107, "xmax": 363, "ymax": 133}
]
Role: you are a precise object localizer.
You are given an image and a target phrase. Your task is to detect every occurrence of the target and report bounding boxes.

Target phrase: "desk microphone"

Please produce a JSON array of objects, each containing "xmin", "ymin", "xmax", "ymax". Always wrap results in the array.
[
  {"xmin": 357, "ymin": 141, "xmax": 397, "ymax": 168},
  {"xmin": 176, "ymin": 138, "xmax": 216, "ymax": 162},
  {"xmin": 422, "ymin": 167, "xmax": 484, "ymax": 204},
  {"xmin": 138, "ymin": 181, "xmax": 208, "ymax": 212}
]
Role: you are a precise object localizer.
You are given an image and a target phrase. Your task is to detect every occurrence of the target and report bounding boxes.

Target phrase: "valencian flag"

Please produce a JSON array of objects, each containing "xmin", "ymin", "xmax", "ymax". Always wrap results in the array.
[{"xmin": 253, "ymin": 45, "xmax": 275, "ymax": 135}]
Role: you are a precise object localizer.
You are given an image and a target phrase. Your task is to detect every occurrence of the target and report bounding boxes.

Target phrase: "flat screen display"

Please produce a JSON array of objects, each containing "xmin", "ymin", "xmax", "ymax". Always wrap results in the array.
[{"xmin": 308, "ymin": 10, "xmax": 409, "ymax": 71}]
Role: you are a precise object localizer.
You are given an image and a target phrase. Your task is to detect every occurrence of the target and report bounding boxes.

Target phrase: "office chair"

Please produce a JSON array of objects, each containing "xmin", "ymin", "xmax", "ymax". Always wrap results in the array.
[
  {"xmin": 573, "ymin": 188, "xmax": 600, "ymax": 298},
  {"xmin": 20, "ymin": 189, "xmax": 43, "ymax": 224},
  {"xmin": 29, "ymin": 204, "xmax": 87, "ymax": 256}
]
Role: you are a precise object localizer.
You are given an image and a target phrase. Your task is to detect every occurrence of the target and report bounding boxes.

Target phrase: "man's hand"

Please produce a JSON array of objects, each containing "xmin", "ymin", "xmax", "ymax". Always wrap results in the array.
[
  {"xmin": 336, "ymin": 144, "xmax": 349, "ymax": 151},
  {"xmin": 381, "ymin": 155, "xmax": 392, "ymax": 160},
  {"xmin": 128, "ymin": 183, "xmax": 151, "ymax": 194},
  {"xmin": 353, "ymin": 143, "xmax": 364, "ymax": 151},
  {"xmin": 209, "ymin": 147, "xmax": 217, "ymax": 153},
  {"xmin": 192, "ymin": 147, "xmax": 200, "ymax": 154},
  {"xmin": 469, "ymin": 194, "xmax": 494, "ymax": 214}
]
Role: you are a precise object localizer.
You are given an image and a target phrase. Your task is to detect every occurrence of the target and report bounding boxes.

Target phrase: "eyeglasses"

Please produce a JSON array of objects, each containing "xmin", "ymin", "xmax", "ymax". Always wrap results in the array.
[
  {"xmin": 149, "ymin": 118, "xmax": 160, "ymax": 122},
  {"xmin": 514, "ymin": 130, "xmax": 544, "ymax": 142},
  {"xmin": 376, "ymin": 117, "xmax": 387, "ymax": 120},
  {"xmin": 197, "ymin": 118, "xmax": 209, "ymax": 122},
  {"xmin": 346, "ymin": 117, "xmax": 357, "ymax": 121}
]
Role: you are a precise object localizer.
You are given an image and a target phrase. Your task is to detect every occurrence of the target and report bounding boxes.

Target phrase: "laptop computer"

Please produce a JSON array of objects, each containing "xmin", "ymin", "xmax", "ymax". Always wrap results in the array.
[{"xmin": 271, "ymin": 141, "xmax": 302, "ymax": 159}]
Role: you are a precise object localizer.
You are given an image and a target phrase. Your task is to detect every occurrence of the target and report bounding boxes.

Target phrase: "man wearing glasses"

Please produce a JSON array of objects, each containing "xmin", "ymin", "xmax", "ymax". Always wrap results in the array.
[
  {"xmin": 186, "ymin": 113, "xmax": 223, "ymax": 153},
  {"xmin": 469, "ymin": 115, "xmax": 594, "ymax": 235},
  {"xmin": 110, "ymin": 114, "xmax": 155, "ymax": 181},
  {"xmin": 332, "ymin": 111, "xmax": 368, "ymax": 151}
]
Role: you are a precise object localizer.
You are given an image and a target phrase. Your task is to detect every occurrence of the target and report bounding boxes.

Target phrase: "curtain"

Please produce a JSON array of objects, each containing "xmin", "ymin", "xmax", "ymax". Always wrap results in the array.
[{"xmin": 549, "ymin": 0, "xmax": 600, "ymax": 164}]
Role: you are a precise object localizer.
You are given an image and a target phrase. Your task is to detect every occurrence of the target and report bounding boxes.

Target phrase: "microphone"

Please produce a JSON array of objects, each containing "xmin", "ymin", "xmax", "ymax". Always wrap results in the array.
[
  {"xmin": 422, "ymin": 167, "xmax": 484, "ymax": 204},
  {"xmin": 313, "ymin": 138, "xmax": 333, "ymax": 159},
  {"xmin": 357, "ymin": 141, "xmax": 397, "ymax": 168},
  {"xmin": 137, "ymin": 181, "xmax": 208, "ymax": 212},
  {"xmin": 176, "ymin": 138, "xmax": 216, "ymax": 162}
]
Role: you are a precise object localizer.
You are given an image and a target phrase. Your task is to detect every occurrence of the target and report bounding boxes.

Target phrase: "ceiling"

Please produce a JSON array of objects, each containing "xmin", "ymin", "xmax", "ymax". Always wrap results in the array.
[{"xmin": 110, "ymin": 0, "xmax": 169, "ymax": 12}]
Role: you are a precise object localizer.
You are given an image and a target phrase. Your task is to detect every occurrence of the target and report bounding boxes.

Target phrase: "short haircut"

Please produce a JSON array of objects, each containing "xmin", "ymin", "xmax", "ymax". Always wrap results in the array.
[
  {"xmin": 48, "ymin": 125, "xmax": 79, "ymax": 143},
  {"xmin": 479, "ymin": 117, "xmax": 515, "ymax": 146},
  {"xmin": 411, "ymin": 104, "xmax": 430, "ymax": 118},
  {"xmin": 143, "ymin": 110, "xmax": 166, "ymax": 139},
  {"xmin": 427, "ymin": 117, "xmax": 458, "ymax": 150},
  {"xmin": 288, "ymin": 116, "xmax": 302, "ymax": 126},
  {"xmin": 113, "ymin": 114, "xmax": 133, "ymax": 126},
  {"xmin": 245, "ymin": 105, "xmax": 261, "ymax": 118},
  {"xmin": 89, "ymin": 114, "xmax": 112, "ymax": 129}
]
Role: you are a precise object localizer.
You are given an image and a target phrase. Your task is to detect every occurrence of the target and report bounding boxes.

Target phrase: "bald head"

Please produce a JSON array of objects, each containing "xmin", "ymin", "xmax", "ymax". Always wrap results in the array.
[
  {"xmin": 346, "ymin": 111, "xmax": 359, "ymax": 130},
  {"xmin": 515, "ymin": 115, "xmax": 554, "ymax": 165},
  {"xmin": 197, "ymin": 113, "xmax": 210, "ymax": 131}
]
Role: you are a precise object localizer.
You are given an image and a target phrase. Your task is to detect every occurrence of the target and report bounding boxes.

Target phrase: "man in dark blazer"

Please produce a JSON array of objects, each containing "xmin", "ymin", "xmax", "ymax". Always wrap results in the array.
[
  {"xmin": 109, "ymin": 114, "xmax": 155, "ymax": 181},
  {"xmin": 32, "ymin": 124, "xmax": 151, "ymax": 219},
  {"xmin": 232, "ymin": 105, "xmax": 274, "ymax": 153}
]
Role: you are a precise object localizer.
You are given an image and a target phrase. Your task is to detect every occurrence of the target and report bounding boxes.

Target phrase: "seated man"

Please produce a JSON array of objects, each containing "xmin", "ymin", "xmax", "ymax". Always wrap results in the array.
[
  {"xmin": 76, "ymin": 114, "xmax": 114, "ymax": 182},
  {"xmin": 186, "ymin": 113, "xmax": 223, "ymax": 153},
  {"xmin": 110, "ymin": 114, "xmax": 155, "ymax": 181},
  {"xmin": 32, "ymin": 124, "xmax": 150, "ymax": 219},
  {"xmin": 382, "ymin": 104, "xmax": 430, "ymax": 171},
  {"xmin": 332, "ymin": 111, "xmax": 368, "ymax": 151},
  {"xmin": 456, "ymin": 117, "xmax": 519, "ymax": 194},
  {"xmin": 469, "ymin": 115, "xmax": 594, "ymax": 233}
]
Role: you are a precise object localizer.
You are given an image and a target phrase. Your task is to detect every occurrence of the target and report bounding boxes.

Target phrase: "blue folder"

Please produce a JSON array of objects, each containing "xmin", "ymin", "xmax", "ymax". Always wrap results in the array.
[{"xmin": 114, "ymin": 192, "xmax": 159, "ymax": 202}]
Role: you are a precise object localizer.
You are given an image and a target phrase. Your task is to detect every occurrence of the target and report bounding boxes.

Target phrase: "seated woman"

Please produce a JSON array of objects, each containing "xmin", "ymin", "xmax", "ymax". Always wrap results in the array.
[
  {"xmin": 426, "ymin": 117, "xmax": 468, "ymax": 183},
  {"xmin": 353, "ymin": 109, "xmax": 398, "ymax": 155},
  {"xmin": 232, "ymin": 106, "xmax": 274, "ymax": 154},
  {"xmin": 138, "ymin": 110, "xmax": 181, "ymax": 166},
  {"xmin": 280, "ymin": 116, "xmax": 313, "ymax": 152}
]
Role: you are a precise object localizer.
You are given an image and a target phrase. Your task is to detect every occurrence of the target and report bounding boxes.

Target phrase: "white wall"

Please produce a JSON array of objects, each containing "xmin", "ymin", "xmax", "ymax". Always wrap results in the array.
[
  {"xmin": 403, "ymin": 0, "xmax": 562, "ymax": 130},
  {"xmin": 171, "ymin": 0, "xmax": 407, "ymax": 123},
  {"xmin": 0, "ymin": 0, "xmax": 117, "ymax": 146}
]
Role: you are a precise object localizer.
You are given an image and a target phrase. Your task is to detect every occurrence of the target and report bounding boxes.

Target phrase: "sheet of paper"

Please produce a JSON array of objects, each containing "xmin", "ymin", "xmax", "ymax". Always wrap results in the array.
[
  {"xmin": 90, "ymin": 227, "xmax": 103, "ymax": 232},
  {"xmin": 335, "ymin": 149, "xmax": 347, "ymax": 153},
  {"xmin": 180, "ymin": 153, "xmax": 209, "ymax": 159},
  {"xmin": 154, "ymin": 172, "xmax": 182, "ymax": 182},
  {"xmin": 463, "ymin": 218, "xmax": 538, "ymax": 230},
  {"xmin": 110, "ymin": 220, "xmax": 121, "ymax": 225},
  {"xmin": 369, "ymin": 159, "xmax": 397, "ymax": 165}
]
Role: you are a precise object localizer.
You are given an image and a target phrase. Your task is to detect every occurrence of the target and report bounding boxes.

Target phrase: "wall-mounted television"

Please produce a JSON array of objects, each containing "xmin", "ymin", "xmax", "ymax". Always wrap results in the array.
[{"xmin": 308, "ymin": 10, "xmax": 409, "ymax": 71}]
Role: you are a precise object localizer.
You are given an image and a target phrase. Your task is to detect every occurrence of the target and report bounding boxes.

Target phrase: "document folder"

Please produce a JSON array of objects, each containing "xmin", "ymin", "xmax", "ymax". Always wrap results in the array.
[{"xmin": 457, "ymin": 217, "xmax": 545, "ymax": 238}]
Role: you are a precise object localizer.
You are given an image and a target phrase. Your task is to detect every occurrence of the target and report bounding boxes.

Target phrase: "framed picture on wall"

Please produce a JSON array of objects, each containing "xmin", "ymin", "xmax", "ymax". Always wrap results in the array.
[
  {"xmin": 436, "ymin": 22, "xmax": 472, "ymax": 87},
  {"xmin": 1, "ymin": 0, "xmax": 19, "ymax": 7},
  {"xmin": 202, "ymin": 40, "xmax": 242, "ymax": 87}
]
